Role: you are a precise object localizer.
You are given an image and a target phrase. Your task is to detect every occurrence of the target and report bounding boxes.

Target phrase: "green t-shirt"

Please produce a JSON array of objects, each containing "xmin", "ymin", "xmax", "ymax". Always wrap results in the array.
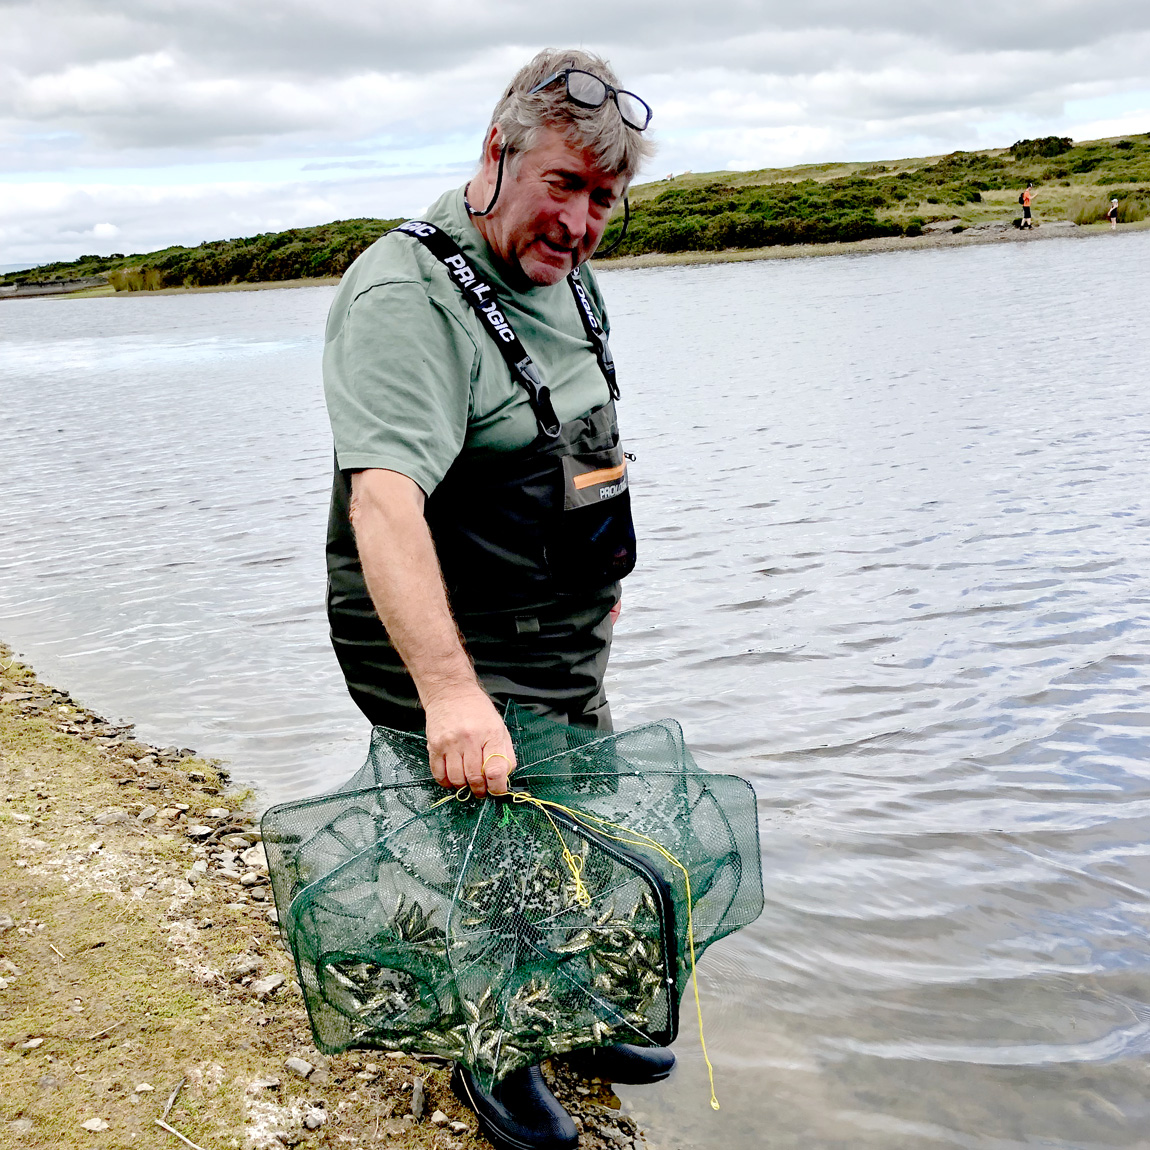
[{"xmin": 323, "ymin": 187, "xmax": 613, "ymax": 496}]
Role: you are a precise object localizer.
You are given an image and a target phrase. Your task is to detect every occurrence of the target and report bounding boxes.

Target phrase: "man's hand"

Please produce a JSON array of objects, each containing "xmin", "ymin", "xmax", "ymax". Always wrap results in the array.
[{"xmin": 424, "ymin": 685, "xmax": 515, "ymax": 798}]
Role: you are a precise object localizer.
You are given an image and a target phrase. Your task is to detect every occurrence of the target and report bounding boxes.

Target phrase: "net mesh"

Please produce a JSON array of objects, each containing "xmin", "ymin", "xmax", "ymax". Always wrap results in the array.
[{"xmin": 262, "ymin": 704, "xmax": 762, "ymax": 1088}]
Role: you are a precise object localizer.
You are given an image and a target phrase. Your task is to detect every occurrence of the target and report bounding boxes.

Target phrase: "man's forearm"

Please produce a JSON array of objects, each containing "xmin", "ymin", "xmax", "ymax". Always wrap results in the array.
[
  {"xmin": 348, "ymin": 467, "xmax": 513, "ymax": 797},
  {"xmin": 348, "ymin": 468, "xmax": 476, "ymax": 704}
]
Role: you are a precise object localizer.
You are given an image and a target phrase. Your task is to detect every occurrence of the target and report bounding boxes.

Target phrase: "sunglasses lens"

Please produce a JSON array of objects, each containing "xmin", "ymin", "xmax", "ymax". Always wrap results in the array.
[
  {"xmin": 566, "ymin": 70, "xmax": 608, "ymax": 107},
  {"xmin": 615, "ymin": 91, "xmax": 652, "ymax": 130}
]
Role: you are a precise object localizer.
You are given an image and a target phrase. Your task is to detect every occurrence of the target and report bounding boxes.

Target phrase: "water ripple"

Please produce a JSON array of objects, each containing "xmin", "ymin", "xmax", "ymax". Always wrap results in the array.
[{"xmin": 5, "ymin": 236, "xmax": 1150, "ymax": 1148}]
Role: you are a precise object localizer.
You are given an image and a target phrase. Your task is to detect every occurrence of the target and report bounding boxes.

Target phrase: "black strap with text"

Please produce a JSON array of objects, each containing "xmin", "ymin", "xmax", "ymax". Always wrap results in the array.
[{"xmin": 391, "ymin": 220, "xmax": 618, "ymax": 437}]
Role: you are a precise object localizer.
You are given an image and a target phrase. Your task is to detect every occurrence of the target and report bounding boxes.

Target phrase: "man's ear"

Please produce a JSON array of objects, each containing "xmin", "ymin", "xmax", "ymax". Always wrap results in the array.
[{"xmin": 482, "ymin": 125, "xmax": 504, "ymax": 170}]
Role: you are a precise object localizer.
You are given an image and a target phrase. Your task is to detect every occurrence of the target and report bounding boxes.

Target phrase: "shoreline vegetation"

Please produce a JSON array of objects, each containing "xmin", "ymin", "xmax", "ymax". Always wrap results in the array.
[
  {"xmin": 0, "ymin": 644, "xmax": 651, "ymax": 1150},
  {"xmin": 4, "ymin": 132, "xmax": 1148, "ymax": 301}
]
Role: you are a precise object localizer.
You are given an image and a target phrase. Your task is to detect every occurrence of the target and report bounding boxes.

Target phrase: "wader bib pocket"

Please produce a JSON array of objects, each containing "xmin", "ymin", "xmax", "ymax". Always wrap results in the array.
[{"xmin": 545, "ymin": 448, "xmax": 636, "ymax": 592}]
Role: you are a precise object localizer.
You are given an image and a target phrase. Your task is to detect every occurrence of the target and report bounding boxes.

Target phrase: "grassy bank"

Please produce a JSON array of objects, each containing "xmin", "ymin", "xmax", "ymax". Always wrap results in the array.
[
  {"xmin": 4, "ymin": 131, "xmax": 1147, "ymax": 296},
  {"xmin": 0, "ymin": 646, "xmax": 648, "ymax": 1150},
  {"xmin": 602, "ymin": 133, "xmax": 1149, "ymax": 255}
]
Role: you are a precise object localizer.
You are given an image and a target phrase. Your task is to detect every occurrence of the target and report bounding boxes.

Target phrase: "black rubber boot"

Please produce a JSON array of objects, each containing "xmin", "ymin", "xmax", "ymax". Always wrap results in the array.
[
  {"xmin": 450, "ymin": 1063, "xmax": 578, "ymax": 1150},
  {"xmin": 566, "ymin": 1043, "xmax": 676, "ymax": 1084}
]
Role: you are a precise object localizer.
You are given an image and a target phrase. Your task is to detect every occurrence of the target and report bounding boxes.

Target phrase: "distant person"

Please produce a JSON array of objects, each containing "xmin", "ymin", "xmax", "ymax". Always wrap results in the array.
[
  {"xmin": 1021, "ymin": 182, "xmax": 1034, "ymax": 229},
  {"xmin": 1108, "ymin": 198, "xmax": 1119, "ymax": 229}
]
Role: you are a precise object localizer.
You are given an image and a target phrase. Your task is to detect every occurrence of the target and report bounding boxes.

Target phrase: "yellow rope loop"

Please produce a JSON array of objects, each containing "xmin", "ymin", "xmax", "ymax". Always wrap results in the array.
[
  {"xmin": 510, "ymin": 791, "xmax": 720, "ymax": 1110},
  {"xmin": 512, "ymin": 792, "xmax": 592, "ymax": 907}
]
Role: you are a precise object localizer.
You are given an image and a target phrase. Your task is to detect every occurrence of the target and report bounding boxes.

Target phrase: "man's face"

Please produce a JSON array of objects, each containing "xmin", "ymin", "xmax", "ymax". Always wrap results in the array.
[{"xmin": 481, "ymin": 128, "xmax": 628, "ymax": 286}]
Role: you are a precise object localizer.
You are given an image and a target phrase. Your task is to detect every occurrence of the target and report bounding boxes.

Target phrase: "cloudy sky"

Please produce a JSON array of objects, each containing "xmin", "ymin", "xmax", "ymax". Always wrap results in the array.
[{"xmin": 3, "ymin": 0, "xmax": 1149, "ymax": 266}]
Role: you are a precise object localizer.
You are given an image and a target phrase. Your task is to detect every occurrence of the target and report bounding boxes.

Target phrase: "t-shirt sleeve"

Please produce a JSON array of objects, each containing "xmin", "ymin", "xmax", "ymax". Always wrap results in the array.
[{"xmin": 323, "ymin": 279, "xmax": 478, "ymax": 495}]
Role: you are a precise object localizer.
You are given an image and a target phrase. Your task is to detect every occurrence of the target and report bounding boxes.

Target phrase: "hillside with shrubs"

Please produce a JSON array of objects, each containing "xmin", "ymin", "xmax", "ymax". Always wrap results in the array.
[{"xmin": 4, "ymin": 134, "xmax": 1147, "ymax": 292}]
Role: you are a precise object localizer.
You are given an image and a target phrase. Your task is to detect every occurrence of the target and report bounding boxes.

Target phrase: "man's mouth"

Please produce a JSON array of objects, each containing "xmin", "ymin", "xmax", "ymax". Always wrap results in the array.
[{"xmin": 538, "ymin": 237, "xmax": 574, "ymax": 258}]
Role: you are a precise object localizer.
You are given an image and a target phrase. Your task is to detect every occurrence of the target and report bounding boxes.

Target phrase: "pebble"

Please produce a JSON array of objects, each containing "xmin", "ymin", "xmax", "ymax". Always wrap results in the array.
[
  {"xmin": 247, "ymin": 1077, "xmax": 281, "ymax": 1092},
  {"xmin": 80, "ymin": 1117, "xmax": 109, "ymax": 1132},
  {"xmin": 285, "ymin": 1057, "xmax": 314, "ymax": 1079},
  {"xmin": 251, "ymin": 973, "xmax": 286, "ymax": 999},
  {"xmin": 0, "ymin": 977, "xmax": 8, "ymax": 991},
  {"xmin": 0, "ymin": 914, "xmax": 14, "ymax": 932},
  {"xmin": 430, "ymin": 1109, "xmax": 449, "ymax": 1126},
  {"xmin": 449, "ymin": 1121, "xmax": 470, "ymax": 1134},
  {"xmin": 411, "ymin": 1076, "xmax": 425, "ymax": 1121},
  {"xmin": 22, "ymin": 1038, "xmax": 44, "ymax": 1050},
  {"xmin": 186, "ymin": 825, "xmax": 213, "ymax": 839},
  {"xmin": 222, "ymin": 834, "xmax": 250, "ymax": 849},
  {"xmin": 242, "ymin": 844, "xmax": 268, "ymax": 869},
  {"xmin": 303, "ymin": 1108, "xmax": 326, "ymax": 1130},
  {"xmin": 8, "ymin": 1119, "xmax": 33, "ymax": 1137},
  {"xmin": 134, "ymin": 1083, "xmax": 154, "ymax": 1093},
  {"xmin": 231, "ymin": 955, "xmax": 261, "ymax": 978},
  {"xmin": 205, "ymin": 808, "xmax": 230, "ymax": 820},
  {"xmin": 136, "ymin": 806, "xmax": 158, "ymax": 822},
  {"xmin": 93, "ymin": 809, "xmax": 127, "ymax": 826},
  {"xmin": 37, "ymin": 1074, "xmax": 61, "ymax": 1089},
  {"xmin": 240, "ymin": 871, "xmax": 260, "ymax": 886}
]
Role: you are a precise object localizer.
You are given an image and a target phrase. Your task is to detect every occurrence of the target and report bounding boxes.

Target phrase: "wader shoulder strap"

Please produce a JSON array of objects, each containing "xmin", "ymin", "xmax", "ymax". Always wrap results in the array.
[
  {"xmin": 392, "ymin": 220, "xmax": 618, "ymax": 436},
  {"xmin": 568, "ymin": 267, "xmax": 618, "ymax": 400}
]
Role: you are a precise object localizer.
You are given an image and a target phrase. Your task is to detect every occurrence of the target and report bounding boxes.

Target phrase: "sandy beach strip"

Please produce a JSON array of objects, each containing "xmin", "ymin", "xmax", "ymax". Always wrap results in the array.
[{"xmin": 33, "ymin": 216, "xmax": 1149, "ymax": 301}]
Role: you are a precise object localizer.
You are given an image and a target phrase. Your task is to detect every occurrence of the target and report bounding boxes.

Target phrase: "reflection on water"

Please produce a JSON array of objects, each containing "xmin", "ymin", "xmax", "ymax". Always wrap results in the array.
[{"xmin": 3, "ymin": 232, "xmax": 1150, "ymax": 1148}]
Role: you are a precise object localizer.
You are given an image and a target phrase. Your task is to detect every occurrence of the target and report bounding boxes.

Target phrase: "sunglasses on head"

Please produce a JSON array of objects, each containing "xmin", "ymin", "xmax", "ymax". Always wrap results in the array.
[{"xmin": 528, "ymin": 69, "xmax": 652, "ymax": 131}]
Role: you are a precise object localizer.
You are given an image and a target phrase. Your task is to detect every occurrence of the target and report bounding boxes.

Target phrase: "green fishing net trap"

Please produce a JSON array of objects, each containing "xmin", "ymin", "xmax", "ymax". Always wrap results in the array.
[{"xmin": 262, "ymin": 703, "xmax": 763, "ymax": 1091}]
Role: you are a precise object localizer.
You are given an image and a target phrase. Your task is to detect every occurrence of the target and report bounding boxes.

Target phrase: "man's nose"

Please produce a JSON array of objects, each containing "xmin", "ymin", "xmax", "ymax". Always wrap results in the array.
[{"xmin": 556, "ymin": 193, "xmax": 591, "ymax": 238}]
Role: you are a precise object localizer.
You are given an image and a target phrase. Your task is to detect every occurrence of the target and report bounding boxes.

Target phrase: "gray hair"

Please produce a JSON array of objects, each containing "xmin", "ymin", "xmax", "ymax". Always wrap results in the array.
[{"xmin": 485, "ymin": 49, "xmax": 655, "ymax": 181}]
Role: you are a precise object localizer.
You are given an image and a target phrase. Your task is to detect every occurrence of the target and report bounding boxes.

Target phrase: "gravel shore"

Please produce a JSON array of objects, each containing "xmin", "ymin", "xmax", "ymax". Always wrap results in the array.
[{"xmin": 0, "ymin": 644, "xmax": 654, "ymax": 1150}]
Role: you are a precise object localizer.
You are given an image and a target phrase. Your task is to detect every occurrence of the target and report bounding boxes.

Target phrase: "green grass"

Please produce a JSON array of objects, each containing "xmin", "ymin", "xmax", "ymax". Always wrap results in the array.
[
  {"xmin": 604, "ymin": 132, "xmax": 1150, "ymax": 255},
  {"xmin": 3, "ymin": 217, "xmax": 403, "ymax": 292},
  {"xmin": 5, "ymin": 131, "xmax": 1149, "ymax": 291}
]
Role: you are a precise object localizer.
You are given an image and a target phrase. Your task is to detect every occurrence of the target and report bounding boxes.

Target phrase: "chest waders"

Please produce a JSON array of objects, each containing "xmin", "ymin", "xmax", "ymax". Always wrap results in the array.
[{"xmin": 326, "ymin": 221, "xmax": 636, "ymax": 734}]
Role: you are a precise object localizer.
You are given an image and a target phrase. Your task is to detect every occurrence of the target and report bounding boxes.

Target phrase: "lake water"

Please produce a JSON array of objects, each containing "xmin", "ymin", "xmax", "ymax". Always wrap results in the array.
[{"xmin": 3, "ymin": 230, "xmax": 1150, "ymax": 1149}]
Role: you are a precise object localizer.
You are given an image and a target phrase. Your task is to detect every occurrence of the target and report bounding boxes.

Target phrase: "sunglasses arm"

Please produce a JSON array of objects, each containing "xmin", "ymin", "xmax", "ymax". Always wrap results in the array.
[{"xmin": 592, "ymin": 196, "xmax": 630, "ymax": 259}]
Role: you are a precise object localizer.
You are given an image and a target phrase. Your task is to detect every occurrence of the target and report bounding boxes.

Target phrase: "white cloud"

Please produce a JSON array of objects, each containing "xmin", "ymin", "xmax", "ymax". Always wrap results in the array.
[
  {"xmin": 0, "ymin": 172, "xmax": 462, "ymax": 264},
  {"xmin": 3, "ymin": 1, "xmax": 1149, "ymax": 263}
]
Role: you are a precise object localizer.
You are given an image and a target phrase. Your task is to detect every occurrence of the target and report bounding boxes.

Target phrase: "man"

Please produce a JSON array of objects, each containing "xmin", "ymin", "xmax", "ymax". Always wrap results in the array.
[
  {"xmin": 323, "ymin": 50, "xmax": 671, "ymax": 1150},
  {"xmin": 1022, "ymin": 181, "xmax": 1035, "ymax": 228}
]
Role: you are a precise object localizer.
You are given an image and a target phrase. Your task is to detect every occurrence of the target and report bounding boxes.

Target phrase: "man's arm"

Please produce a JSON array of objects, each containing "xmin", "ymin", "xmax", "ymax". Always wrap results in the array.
[{"xmin": 348, "ymin": 467, "xmax": 514, "ymax": 797}]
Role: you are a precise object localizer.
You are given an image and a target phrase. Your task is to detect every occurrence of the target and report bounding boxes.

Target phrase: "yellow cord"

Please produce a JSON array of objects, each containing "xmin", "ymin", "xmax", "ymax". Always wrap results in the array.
[
  {"xmin": 423, "ymin": 782, "xmax": 721, "ymax": 1110},
  {"xmin": 510, "ymin": 791, "xmax": 721, "ymax": 1110}
]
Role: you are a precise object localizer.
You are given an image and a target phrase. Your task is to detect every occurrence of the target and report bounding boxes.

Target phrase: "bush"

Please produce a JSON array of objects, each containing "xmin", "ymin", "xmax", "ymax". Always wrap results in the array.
[{"xmin": 1011, "ymin": 136, "xmax": 1074, "ymax": 159}]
